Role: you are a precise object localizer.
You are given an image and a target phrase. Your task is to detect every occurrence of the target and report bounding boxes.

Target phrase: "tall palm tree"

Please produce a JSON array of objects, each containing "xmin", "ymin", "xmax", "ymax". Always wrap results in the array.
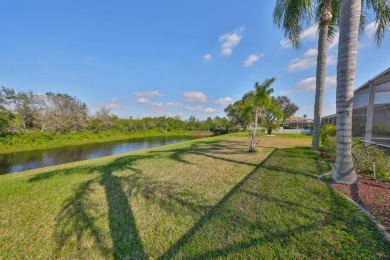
[
  {"xmin": 274, "ymin": 0, "xmax": 340, "ymax": 152},
  {"xmin": 332, "ymin": 0, "xmax": 390, "ymax": 183},
  {"xmin": 243, "ymin": 78, "xmax": 275, "ymax": 152},
  {"xmin": 274, "ymin": 0, "xmax": 390, "ymax": 152}
]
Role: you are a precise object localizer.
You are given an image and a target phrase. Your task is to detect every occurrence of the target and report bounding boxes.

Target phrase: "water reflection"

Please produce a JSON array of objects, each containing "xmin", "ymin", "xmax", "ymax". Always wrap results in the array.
[{"xmin": 0, "ymin": 136, "xmax": 199, "ymax": 174}]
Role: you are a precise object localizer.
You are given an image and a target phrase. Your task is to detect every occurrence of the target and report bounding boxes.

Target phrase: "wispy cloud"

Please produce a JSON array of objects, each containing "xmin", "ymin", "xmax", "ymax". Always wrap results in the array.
[
  {"xmin": 304, "ymin": 48, "xmax": 317, "ymax": 57},
  {"xmin": 244, "ymin": 54, "xmax": 264, "ymax": 67},
  {"xmin": 287, "ymin": 54, "xmax": 336, "ymax": 72},
  {"xmin": 365, "ymin": 21, "xmax": 378, "ymax": 38},
  {"xmin": 280, "ymin": 24, "xmax": 318, "ymax": 48},
  {"xmin": 203, "ymin": 54, "xmax": 212, "ymax": 61},
  {"xmin": 104, "ymin": 98, "xmax": 121, "ymax": 110},
  {"xmin": 136, "ymin": 97, "xmax": 151, "ymax": 104},
  {"xmin": 133, "ymin": 91, "xmax": 163, "ymax": 98},
  {"xmin": 204, "ymin": 108, "xmax": 217, "ymax": 113},
  {"xmin": 280, "ymin": 39, "xmax": 293, "ymax": 48},
  {"xmin": 301, "ymin": 24, "xmax": 318, "ymax": 40},
  {"xmin": 213, "ymin": 97, "xmax": 233, "ymax": 106},
  {"xmin": 328, "ymin": 32, "xmax": 339, "ymax": 49},
  {"xmin": 287, "ymin": 57, "xmax": 317, "ymax": 71},
  {"xmin": 183, "ymin": 91, "xmax": 208, "ymax": 103},
  {"xmin": 281, "ymin": 75, "xmax": 337, "ymax": 94},
  {"xmin": 219, "ymin": 27, "xmax": 244, "ymax": 56}
]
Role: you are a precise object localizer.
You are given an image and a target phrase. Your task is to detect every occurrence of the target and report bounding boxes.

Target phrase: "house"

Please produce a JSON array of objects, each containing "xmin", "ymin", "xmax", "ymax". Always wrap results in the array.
[
  {"xmin": 283, "ymin": 116, "xmax": 314, "ymax": 129},
  {"xmin": 321, "ymin": 67, "xmax": 390, "ymax": 148}
]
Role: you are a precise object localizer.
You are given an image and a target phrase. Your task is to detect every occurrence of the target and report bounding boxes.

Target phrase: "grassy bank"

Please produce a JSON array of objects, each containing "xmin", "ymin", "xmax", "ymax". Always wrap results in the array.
[
  {"xmin": 0, "ymin": 130, "xmax": 209, "ymax": 154},
  {"xmin": 0, "ymin": 134, "xmax": 389, "ymax": 258}
]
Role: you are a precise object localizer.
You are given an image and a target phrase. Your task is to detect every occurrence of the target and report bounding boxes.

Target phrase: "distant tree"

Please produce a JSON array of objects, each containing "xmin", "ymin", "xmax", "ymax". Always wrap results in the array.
[
  {"xmin": 44, "ymin": 92, "xmax": 88, "ymax": 133},
  {"xmin": 2, "ymin": 87, "xmax": 41, "ymax": 131},
  {"xmin": 205, "ymin": 117, "xmax": 214, "ymax": 131},
  {"xmin": 224, "ymin": 100, "xmax": 253, "ymax": 131},
  {"xmin": 263, "ymin": 101, "xmax": 283, "ymax": 135},
  {"xmin": 243, "ymin": 78, "xmax": 275, "ymax": 152},
  {"xmin": 0, "ymin": 88, "xmax": 14, "ymax": 135},
  {"xmin": 272, "ymin": 96, "xmax": 299, "ymax": 124}
]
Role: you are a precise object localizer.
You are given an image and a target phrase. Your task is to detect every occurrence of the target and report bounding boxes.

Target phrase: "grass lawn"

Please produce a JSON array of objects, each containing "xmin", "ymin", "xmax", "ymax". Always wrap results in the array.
[{"xmin": 0, "ymin": 134, "xmax": 389, "ymax": 259}]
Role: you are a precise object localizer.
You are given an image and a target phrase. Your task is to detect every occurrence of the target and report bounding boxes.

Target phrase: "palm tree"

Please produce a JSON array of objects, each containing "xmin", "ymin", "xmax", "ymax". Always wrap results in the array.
[
  {"xmin": 274, "ymin": 0, "xmax": 390, "ymax": 152},
  {"xmin": 331, "ymin": 0, "xmax": 361, "ymax": 183},
  {"xmin": 274, "ymin": 0, "xmax": 340, "ymax": 152},
  {"xmin": 243, "ymin": 78, "xmax": 275, "ymax": 152},
  {"xmin": 332, "ymin": 0, "xmax": 390, "ymax": 183}
]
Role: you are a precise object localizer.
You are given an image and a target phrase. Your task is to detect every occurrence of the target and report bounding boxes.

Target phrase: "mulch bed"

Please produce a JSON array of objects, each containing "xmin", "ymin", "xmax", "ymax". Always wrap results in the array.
[{"xmin": 328, "ymin": 177, "xmax": 390, "ymax": 232}]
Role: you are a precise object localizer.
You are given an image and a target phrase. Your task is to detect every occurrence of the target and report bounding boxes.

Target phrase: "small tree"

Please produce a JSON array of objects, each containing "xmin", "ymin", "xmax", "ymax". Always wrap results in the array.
[
  {"xmin": 243, "ymin": 78, "xmax": 275, "ymax": 152},
  {"xmin": 263, "ymin": 101, "xmax": 283, "ymax": 135},
  {"xmin": 224, "ymin": 99, "xmax": 253, "ymax": 131}
]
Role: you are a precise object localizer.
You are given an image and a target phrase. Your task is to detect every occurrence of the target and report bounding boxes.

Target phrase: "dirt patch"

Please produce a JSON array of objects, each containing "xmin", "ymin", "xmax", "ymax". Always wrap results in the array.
[
  {"xmin": 328, "ymin": 177, "xmax": 390, "ymax": 232},
  {"xmin": 191, "ymin": 131, "xmax": 213, "ymax": 136}
]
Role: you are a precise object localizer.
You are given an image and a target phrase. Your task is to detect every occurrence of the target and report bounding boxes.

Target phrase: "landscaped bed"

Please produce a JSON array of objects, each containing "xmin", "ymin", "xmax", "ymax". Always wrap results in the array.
[
  {"xmin": 328, "ymin": 177, "xmax": 390, "ymax": 232},
  {"xmin": 0, "ymin": 134, "xmax": 389, "ymax": 259}
]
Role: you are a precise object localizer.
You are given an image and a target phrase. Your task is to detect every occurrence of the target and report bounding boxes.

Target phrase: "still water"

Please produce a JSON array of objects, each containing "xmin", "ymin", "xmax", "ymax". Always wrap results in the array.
[{"xmin": 0, "ymin": 136, "xmax": 200, "ymax": 174}]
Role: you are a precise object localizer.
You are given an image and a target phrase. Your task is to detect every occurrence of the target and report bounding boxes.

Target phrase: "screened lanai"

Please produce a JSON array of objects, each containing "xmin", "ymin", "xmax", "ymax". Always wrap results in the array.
[{"xmin": 321, "ymin": 67, "xmax": 390, "ymax": 148}]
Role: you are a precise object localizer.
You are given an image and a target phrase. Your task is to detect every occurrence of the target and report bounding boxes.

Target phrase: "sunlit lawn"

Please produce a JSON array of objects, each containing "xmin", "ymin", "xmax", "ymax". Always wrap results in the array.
[{"xmin": 1, "ymin": 134, "xmax": 389, "ymax": 259}]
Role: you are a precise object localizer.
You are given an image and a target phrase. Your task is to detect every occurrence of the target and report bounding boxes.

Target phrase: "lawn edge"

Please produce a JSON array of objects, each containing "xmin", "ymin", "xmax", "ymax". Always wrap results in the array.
[{"xmin": 318, "ymin": 172, "xmax": 390, "ymax": 244}]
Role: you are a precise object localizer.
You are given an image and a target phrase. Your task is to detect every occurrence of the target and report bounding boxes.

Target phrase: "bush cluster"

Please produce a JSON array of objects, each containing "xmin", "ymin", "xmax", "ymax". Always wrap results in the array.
[{"xmin": 320, "ymin": 124, "xmax": 390, "ymax": 181}]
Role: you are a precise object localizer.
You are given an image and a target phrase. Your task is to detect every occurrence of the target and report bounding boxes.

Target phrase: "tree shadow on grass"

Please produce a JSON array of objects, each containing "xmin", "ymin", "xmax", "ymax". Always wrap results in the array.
[
  {"xmin": 52, "ymin": 155, "xmax": 152, "ymax": 259},
  {"xmin": 32, "ymin": 150, "xmax": 215, "ymax": 258},
  {"xmin": 158, "ymin": 147, "xmax": 390, "ymax": 259},
  {"xmin": 26, "ymin": 141, "xmax": 389, "ymax": 258}
]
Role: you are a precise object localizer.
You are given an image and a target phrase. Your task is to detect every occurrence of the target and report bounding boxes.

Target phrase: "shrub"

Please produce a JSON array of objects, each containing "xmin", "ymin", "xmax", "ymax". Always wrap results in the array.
[
  {"xmin": 352, "ymin": 140, "xmax": 390, "ymax": 181},
  {"xmin": 320, "ymin": 124, "xmax": 337, "ymax": 161}
]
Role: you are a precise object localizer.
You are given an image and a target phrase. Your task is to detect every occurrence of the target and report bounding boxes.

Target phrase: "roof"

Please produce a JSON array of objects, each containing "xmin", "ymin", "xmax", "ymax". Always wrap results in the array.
[
  {"xmin": 284, "ymin": 117, "xmax": 313, "ymax": 123},
  {"xmin": 354, "ymin": 67, "xmax": 390, "ymax": 95}
]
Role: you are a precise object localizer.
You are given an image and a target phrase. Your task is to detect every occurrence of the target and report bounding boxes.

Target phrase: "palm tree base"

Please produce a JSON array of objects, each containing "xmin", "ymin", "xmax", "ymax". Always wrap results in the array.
[{"xmin": 331, "ymin": 168, "xmax": 358, "ymax": 184}]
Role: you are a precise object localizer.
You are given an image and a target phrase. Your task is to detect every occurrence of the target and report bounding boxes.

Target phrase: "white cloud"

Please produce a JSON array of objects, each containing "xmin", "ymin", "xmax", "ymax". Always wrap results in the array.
[
  {"xmin": 288, "ymin": 54, "xmax": 336, "ymax": 72},
  {"xmin": 287, "ymin": 57, "xmax": 317, "ymax": 72},
  {"xmin": 203, "ymin": 54, "xmax": 212, "ymax": 61},
  {"xmin": 213, "ymin": 97, "xmax": 233, "ymax": 106},
  {"xmin": 280, "ymin": 39, "xmax": 293, "ymax": 48},
  {"xmin": 133, "ymin": 91, "xmax": 163, "ymax": 98},
  {"xmin": 365, "ymin": 21, "xmax": 378, "ymax": 38},
  {"xmin": 244, "ymin": 54, "xmax": 264, "ymax": 67},
  {"xmin": 304, "ymin": 48, "xmax": 317, "ymax": 57},
  {"xmin": 149, "ymin": 102, "xmax": 164, "ymax": 108},
  {"xmin": 136, "ymin": 97, "xmax": 151, "ymax": 104},
  {"xmin": 326, "ymin": 55, "xmax": 337, "ymax": 65},
  {"xmin": 204, "ymin": 108, "xmax": 217, "ymax": 113},
  {"xmin": 280, "ymin": 24, "xmax": 318, "ymax": 48},
  {"xmin": 281, "ymin": 75, "xmax": 337, "ymax": 94},
  {"xmin": 182, "ymin": 105, "xmax": 203, "ymax": 112},
  {"xmin": 219, "ymin": 27, "xmax": 244, "ymax": 56},
  {"xmin": 183, "ymin": 91, "xmax": 207, "ymax": 103},
  {"xmin": 106, "ymin": 98, "xmax": 121, "ymax": 109},
  {"xmin": 301, "ymin": 24, "xmax": 318, "ymax": 40},
  {"xmin": 328, "ymin": 32, "xmax": 339, "ymax": 49}
]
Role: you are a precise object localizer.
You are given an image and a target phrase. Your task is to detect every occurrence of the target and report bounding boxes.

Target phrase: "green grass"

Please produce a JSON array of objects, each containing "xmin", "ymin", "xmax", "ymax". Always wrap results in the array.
[
  {"xmin": 0, "ymin": 129, "xmax": 202, "ymax": 154},
  {"xmin": 0, "ymin": 134, "xmax": 389, "ymax": 259}
]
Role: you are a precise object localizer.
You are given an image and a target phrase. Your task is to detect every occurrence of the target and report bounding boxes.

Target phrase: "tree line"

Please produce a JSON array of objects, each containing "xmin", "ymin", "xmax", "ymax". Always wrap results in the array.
[{"xmin": 0, "ymin": 87, "xmax": 234, "ymax": 136}]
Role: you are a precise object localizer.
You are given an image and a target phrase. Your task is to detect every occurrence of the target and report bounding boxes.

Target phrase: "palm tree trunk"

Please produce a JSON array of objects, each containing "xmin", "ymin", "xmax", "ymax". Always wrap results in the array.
[
  {"xmin": 331, "ymin": 0, "xmax": 360, "ymax": 184},
  {"xmin": 312, "ymin": 0, "xmax": 332, "ymax": 151},
  {"xmin": 249, "ymin": 107, "xmax": 259, "ymax": 152}
]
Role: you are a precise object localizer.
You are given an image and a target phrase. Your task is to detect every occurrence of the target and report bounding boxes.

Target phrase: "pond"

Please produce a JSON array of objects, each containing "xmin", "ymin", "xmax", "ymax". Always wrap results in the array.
[{"xmin": 0, "ymin": 135, "xmax": 202, "ymax": 175}]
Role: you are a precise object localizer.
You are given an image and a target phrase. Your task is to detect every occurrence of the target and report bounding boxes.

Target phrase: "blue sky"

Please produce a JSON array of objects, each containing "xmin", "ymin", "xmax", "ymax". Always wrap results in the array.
[{"xmin": 1, "ymin": 1, "xmax": 389, "ymax": 119}]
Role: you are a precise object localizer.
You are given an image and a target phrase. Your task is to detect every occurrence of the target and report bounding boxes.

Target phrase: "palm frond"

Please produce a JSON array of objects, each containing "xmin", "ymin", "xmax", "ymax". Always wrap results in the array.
[
  {"xmin": 273, "ymin": 0, "xmax": 315, "ymax": 49},
  {"xmin": 365, "ymin": 0, "xmax": 390, "ymax": 46}
]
